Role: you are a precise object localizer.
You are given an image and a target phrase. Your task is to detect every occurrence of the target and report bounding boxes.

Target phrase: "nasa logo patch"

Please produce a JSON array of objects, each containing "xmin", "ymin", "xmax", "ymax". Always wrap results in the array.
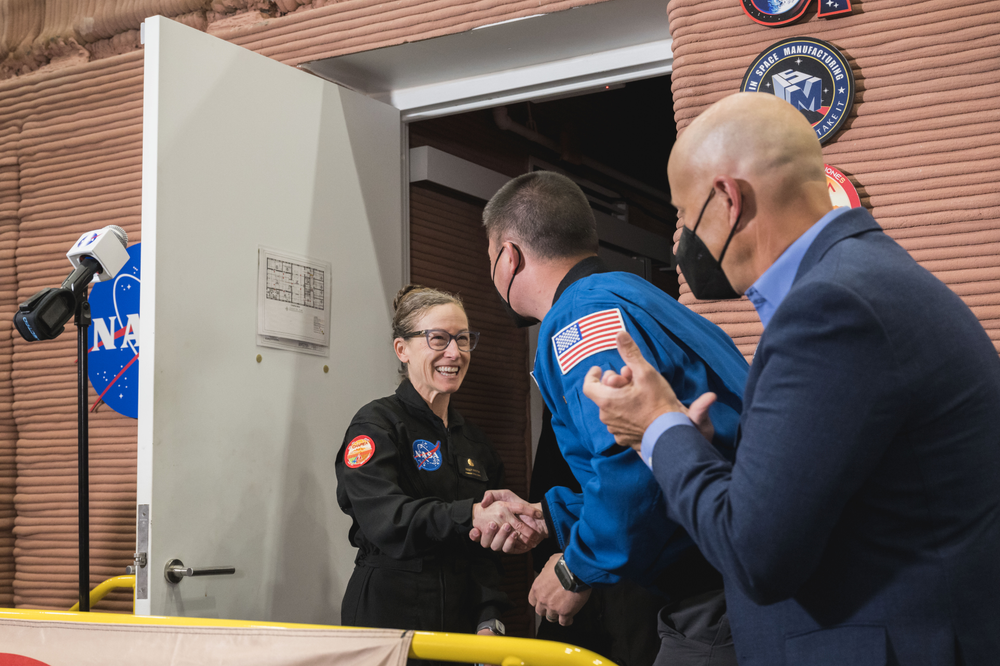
[
  {"xmin": 741, "ymin": 37, "xmax": 855, "ymax": 144},
  {"xmin": 412, "ymin": 439, "xmax": 443, "ymax": 471},
  {"xmin": 825, "ymin": 164, "xmax": 862, "ymax": 209},
  {"xmin": 345, "ymin": 435, "xmax": 375, "ymax": 468}
]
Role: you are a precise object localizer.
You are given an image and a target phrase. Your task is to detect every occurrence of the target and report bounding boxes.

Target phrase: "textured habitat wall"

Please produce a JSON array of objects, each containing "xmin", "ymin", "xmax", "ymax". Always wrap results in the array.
[
  {"xmin": 0, "ymin": 0, "xmax": 607, "ymax": 613},
  {"xmin": 1, "ymin": 51, "xmax": 145, "ymax": 611},
  {"xmin": 668, "ymin": 0, "xmax": 1000, "ymax": 359}
]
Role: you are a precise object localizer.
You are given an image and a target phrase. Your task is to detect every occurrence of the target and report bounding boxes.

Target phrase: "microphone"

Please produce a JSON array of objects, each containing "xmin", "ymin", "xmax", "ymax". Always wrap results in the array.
[
  {"xmin": 66, "ymin": 225, "xmax": 129, "ymax": 283},
  {"xmin": 13, "ymin": 226, "xmax": 130, "ymax": 342}
]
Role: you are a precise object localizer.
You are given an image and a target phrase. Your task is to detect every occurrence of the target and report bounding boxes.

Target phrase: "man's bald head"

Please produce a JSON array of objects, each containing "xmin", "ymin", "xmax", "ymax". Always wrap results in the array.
[
  {"xmin": 668, "ymin": 93, "xmax": 835, "ymax": 294},
  {"xmin": 670, "ymin": 93, "xmax": 826, "ymax": 207}
]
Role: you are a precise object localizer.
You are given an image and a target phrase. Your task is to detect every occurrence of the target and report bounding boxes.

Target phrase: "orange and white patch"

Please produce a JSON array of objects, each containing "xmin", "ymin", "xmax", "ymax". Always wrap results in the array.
[{"xmin": 344, "ymin": 435, "xmax": 375, "ymax": 468}]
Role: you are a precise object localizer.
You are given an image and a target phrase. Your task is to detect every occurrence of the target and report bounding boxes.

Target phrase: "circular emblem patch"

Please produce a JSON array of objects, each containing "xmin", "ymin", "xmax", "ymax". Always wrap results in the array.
[
  {"xmin": 412, "ymin": 439, "xmax": 443, "ymax": 471},
  {"xmin": 740, "ymin": 37, "xmax": 855, "ymax": 144},
  {"xmin": 741, "ymin": 0, "xmax": 809, "ymax": 26},
  {"xmin": 345, "ymin": 435, "xmax": 375, "ymax": 468},
  {"xmin": 87, "ymin": 243, "xmax": 141, "ymax": 419},
  {"xmin": 825, "ymin": 164, "xmax": 862, "ymax": 209}
]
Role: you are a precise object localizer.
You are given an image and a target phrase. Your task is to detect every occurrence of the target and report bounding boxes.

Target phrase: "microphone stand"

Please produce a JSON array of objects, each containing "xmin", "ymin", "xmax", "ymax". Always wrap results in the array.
[
  {"xmin": 14, "ymin": 237, "xmax": 126, "ymax": 614},
  {"xmin": 75, "ymin": 294, "xmax": 91, "ymax": 612},
  {"xmin": 60, "ymin": 259, "xmax": 100, "ymax": 613}
]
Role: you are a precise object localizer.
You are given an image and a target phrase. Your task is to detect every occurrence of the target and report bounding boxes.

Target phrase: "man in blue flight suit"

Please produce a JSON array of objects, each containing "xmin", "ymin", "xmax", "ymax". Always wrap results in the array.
[{"xmin": 473, "ymin": 171, "xmax": 749, "ymax": 666}]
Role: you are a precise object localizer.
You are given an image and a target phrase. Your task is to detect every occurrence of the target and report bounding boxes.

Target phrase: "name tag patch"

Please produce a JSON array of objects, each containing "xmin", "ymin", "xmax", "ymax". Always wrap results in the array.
[
  {"xmin": 460, "ymin": 457, "xmax": 486, "ymax": 481},
  {"xmin": 344, "ymin": 435, "xmax": 375, "ymax": 468},
  {"xmin": 413, "ymin": 439, "xmax": 443, "ymax": 471},
  {"xmin": 552, "ymin": 308, "xmax": 626, "ymax": 374}
]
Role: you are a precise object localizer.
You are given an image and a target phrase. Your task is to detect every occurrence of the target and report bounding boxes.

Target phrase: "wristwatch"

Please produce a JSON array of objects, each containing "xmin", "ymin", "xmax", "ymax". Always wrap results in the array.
[
  {"xmin": 476, "ymin": 619, "xmax": 505, "ymax": 635},
  {"xmin": 554, "ymin": 555, "xmax": 591, "ymax": 593}
]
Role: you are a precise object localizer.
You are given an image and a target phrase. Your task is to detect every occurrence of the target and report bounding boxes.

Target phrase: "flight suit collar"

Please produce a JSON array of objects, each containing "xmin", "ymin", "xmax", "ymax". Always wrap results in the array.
[
  {"xmin": 395, "ymin": 378, "xmax": 465, "ymax": 429},
  {"xmin": 552, "ymin": 255, "xmax": 610, "ymax": 305}
]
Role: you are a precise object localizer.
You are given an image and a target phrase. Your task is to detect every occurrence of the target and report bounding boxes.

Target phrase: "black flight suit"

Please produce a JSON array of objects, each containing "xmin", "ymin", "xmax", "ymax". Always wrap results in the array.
[{"xmin": 336, "ymin": 378, "xmax": 511, "ymax": 637}]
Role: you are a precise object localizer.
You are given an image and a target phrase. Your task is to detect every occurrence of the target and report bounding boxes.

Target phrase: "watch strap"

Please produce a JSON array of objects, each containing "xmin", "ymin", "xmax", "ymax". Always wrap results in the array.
[{"xmin": 555, "ymin": 556, "xmax": 591, "ymax": 593}]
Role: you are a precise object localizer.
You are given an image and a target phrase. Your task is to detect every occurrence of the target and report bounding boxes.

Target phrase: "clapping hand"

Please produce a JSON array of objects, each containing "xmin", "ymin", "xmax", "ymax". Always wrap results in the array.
[{"xmin": 582, "ymin": 330, "xmax": 718, "ymax": 454}]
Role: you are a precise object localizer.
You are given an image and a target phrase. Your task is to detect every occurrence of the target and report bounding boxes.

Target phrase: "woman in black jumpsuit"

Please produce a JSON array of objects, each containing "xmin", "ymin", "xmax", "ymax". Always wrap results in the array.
[{"xmin": 336, "ymin": 285, "xmax": 511, "ymax": 638}]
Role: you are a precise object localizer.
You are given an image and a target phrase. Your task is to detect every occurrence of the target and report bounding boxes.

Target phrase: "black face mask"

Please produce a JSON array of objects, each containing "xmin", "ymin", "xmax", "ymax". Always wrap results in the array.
[
  {"xmin": 675, "ymin": 189, "xmax": 741, "ymax": 300},
  {"xmin": 492, "ymin": 244, "xmax": 540, "ymax": 328}
]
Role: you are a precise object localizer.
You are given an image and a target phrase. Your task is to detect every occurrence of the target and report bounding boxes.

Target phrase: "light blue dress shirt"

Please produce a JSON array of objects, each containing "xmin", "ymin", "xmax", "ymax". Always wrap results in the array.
[{"xmin": 639, "ymin": 207, "xmax": 851, "ymax": 468}]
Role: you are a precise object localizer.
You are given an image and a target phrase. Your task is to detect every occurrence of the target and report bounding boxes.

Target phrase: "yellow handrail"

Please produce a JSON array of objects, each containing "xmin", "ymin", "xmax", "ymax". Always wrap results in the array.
[
  {"xmin": 410, "ymin": 629, "xmax": 606, "ymax": 666},
  {"xmin": 68, "ymin": 575, "xmax": 136, "ymax": 612},
  {"xmin": 0, "ymin": 608, "xmax": 608, "ymax": 666}
]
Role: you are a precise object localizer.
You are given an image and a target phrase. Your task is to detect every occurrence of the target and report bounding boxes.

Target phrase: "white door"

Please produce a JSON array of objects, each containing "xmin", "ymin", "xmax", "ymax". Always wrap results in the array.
[{"xmin": 137, "ymin": 15, "xmax": 403, "ymax": 624}]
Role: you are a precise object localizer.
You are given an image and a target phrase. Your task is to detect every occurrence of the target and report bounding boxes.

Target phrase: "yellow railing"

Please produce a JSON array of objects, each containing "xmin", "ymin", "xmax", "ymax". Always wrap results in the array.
[
  {"xmin": 68, "ymin": 574, "xmax": 136, "ymax": 612},
  {"xmin": 2, "ymin": 604, "xmax": 608, "ymax": 666}
]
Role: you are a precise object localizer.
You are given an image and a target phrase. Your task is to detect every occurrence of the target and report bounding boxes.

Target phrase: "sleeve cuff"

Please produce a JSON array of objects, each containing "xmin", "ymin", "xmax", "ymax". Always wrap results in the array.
[
  {"xmin": 540, "ymin": 496, "xmax": 561, "ymax": 550},
  {"xmin": 641, "ymin": 412, "xmax": 695, "ymax": 468},
  {"xmin": 453, "ymin": 497, "xmax": 476, "ymax": 528}
]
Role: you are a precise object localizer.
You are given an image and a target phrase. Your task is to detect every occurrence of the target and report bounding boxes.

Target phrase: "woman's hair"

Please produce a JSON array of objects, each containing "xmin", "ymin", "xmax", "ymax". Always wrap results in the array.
[{"xmin": 392, "ymin": 284, "xmax": 465, "ymax": 376}]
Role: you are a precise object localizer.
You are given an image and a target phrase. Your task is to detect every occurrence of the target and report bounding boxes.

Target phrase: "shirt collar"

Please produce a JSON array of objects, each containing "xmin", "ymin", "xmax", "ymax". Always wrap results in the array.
[
  {"xmin": 552, "ymin": 256, "xmax": 610, "ymax": 305},
  {"xmin": 395, "ymin": 378, "xmax": 463, "ymax": 428},
  {"xmin": 746, "ymin": 207, "xmax": 850, "ymax": 328}
]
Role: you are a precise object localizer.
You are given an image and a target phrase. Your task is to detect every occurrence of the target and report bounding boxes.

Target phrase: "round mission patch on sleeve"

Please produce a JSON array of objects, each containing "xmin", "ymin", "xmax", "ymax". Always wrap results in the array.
[{"xmin": 344, "ymin": 435, "xmax": 376, "ymax": 468}]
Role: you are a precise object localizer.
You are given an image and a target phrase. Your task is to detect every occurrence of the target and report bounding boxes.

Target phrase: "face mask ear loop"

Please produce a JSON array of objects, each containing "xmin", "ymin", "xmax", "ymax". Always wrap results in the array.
[
  {"xmin": 492, "ymin": 245, "xmax": 504, "ymax": 285},
  {"xmin": 717, "ymin": 199, "xmax": 743, "ymax": 264},
  {"xmin": 506, "ymin": 244, "xmax": 524, "ymax": 305},
  {"xmin": 690, "ymin": 188, "xmax": 716, "ymax": 235}
]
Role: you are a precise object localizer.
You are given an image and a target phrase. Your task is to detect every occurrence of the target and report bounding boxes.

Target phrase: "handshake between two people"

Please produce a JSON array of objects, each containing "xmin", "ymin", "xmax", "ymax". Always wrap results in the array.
[
  {"xmin": 470, "ymin": 490, "xmax": 591, "ymax": 627},
  {"xmin": 471, "ymin": 489, "xmax": 548, "ymax": 555}
]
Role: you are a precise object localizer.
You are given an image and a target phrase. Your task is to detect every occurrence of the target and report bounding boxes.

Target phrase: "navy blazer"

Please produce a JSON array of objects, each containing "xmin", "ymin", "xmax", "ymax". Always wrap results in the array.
[{"xmin": 651, "ymin": 208, "xmax": 1000, "ymax": 665}]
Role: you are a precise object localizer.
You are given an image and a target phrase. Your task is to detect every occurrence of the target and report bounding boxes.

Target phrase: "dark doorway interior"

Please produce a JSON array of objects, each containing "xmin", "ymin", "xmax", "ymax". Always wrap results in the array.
[{"xmin": 505, "ymin": 75, "xmax": 676, "ymax": 200}]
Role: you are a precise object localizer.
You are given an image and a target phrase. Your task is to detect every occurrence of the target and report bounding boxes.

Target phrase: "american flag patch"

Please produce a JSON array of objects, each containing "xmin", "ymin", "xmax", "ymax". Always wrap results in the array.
[{"xmin": 552, "ymin": 308, "xmax": 626, "ymax": 375}]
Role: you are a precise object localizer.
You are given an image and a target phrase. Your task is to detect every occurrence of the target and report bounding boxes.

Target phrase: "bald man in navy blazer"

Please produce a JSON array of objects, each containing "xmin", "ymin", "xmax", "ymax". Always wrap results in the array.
[{"xmin": 583, "ymin": 93, "xmax": 1000, "ymax": 666}]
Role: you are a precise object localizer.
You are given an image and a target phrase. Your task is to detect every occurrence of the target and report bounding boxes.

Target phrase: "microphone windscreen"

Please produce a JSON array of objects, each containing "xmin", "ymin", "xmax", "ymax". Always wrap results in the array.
[{"xmin": 104, "ymin": 225, "xmax": 128, "ymax": 248}]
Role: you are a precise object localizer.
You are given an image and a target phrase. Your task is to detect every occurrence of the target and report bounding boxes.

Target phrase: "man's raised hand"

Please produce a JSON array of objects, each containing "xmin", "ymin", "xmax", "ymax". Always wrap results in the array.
[{"xmin": 582, "ymin": 330, "xmax": 686, "ymax": 454}]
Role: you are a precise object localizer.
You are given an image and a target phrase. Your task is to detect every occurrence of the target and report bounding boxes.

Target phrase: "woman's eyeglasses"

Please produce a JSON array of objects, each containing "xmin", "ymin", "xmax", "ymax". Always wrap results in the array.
[{"xmin": 403, "ymin": 329, "xmax": 480, "ymax": 352}]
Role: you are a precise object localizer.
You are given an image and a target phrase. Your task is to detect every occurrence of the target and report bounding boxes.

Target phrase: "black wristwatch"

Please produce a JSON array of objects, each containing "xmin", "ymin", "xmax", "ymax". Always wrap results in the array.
[
  {"xmin": 476, "ymin": 619, "xmax": 505, "ymax": 635},
  {"xmin": 554, "ymin": 555, "xmax": 591, "ymax": 593}
]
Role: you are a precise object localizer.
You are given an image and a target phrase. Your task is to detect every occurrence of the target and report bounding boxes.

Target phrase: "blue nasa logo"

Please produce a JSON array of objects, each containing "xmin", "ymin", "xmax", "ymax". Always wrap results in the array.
[
  {"xmin": 87, "ymin": 243, "xmax": 141, "ymax": 419},
  {"xmin": 740, "ymin": 37, "xmax": 855, "ymax": 144},
  {"xmin": 412, "ymin": 439, "xmax": 443, "ymax": 471},
  {"xmin": 741, "ymin": 0, "xmax": 852, "ymax": 26}
]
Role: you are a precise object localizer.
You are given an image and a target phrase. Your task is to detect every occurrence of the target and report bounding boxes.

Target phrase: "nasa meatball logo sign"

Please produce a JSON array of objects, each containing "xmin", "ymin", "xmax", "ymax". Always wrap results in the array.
[
  {"xmin": 87, "ymin": 243, "xmax": 141, "ymax": 419},
  {"xmin": 741, "ymin": 37, "xmax": 855, "ymax": 144},
  {"xmin": 741, "ymin": 0, "xmax": 852, "ymax": 26}
]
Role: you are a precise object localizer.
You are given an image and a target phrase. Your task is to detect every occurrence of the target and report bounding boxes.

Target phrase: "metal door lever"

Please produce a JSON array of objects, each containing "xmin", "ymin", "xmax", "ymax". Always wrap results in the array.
[{"xmin": 164, "ymin": 558, "xmax": 236, "ymax": 584}]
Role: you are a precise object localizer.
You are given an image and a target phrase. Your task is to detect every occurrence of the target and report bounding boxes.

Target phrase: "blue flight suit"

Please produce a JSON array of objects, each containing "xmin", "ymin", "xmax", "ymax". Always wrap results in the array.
[{"xmin": 534, "ymin": 258, "xmax": 748, "ymax": 590}]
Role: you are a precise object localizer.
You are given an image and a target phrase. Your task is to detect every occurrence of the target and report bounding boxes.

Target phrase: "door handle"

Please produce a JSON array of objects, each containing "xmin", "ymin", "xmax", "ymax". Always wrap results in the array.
[{"xmin": 164, "ymin": 558, "xmax": 236, "ymax": 584}]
